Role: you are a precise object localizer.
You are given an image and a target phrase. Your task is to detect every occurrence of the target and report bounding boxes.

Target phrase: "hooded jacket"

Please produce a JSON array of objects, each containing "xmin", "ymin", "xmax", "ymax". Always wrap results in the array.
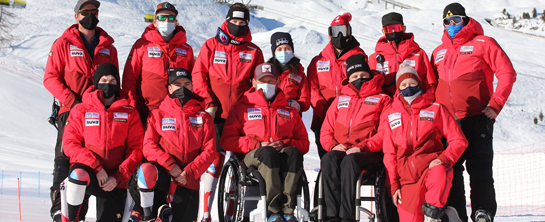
[
  {"xmin": 143, "ymin": 95, "xmax": 216, "ymax": 190},
  {"xmin": 44, "ymin": 25, "xmax": 118, "ymax": 115},
  {"xmin": 192, "ymin": 21, "xmax": 265, "ymax": 119},
  {"xmin": 123, "ymin": 24, "xmax": 195, "ymax": 115},
  {"xmin": 220, "ymin": 88, "xmax": 309, "ymax": 155},
  {"xmin": 431, "ymin": 18, "xmax": 516, "ymax": 119},
  {"xmin": 277, "ymin": 63, "xmax": 311, "ymax": 112},
  {"xmin": 369, "ymin": 33, "xmax": 436, "ymax": 96},
  {"xmin": 63, "ymin": 87, "xmax": 143, "ymax": 189}
]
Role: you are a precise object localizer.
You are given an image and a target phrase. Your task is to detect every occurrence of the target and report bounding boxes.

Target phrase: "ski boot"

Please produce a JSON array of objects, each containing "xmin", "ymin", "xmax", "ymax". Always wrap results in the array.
[{"xmin": 474, "ymin": 209, "xmax": 492, "ymax": 222}]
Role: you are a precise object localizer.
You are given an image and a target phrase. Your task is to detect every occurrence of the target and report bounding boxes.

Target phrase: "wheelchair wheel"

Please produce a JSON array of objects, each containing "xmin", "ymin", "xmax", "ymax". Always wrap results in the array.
[
  {"xmin": 375, "ymin": 168, "xmax": 399, "ymax": 222},
  {"xmin": 301, "ymin": 172, "xmax": 311, "ymax": 212},
  {"xmin": 218, "ymin": 160, "xmax": 241, "ymax": 222}
]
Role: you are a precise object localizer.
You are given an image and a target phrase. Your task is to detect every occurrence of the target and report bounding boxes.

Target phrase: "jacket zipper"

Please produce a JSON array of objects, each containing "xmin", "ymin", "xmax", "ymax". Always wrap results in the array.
[
  {"xmin": 103, "ymin": 106, "xmax": 108, "ymax": 162},
  {"xmin": 229, "ymin": 46, "xmax": 234, "ymax": 113},
  {"xmin": 268, "ymin": 102, "xmax": 273, "ymax": 141},
  {"xmin": 347, "ymin": 100, "xmax": 364, "ymax": 143},
  {"xmin": 446, "ymin": 44, "xmax": 459, "ymax": 120},
  {"xmin": 180, "ymin": 104, "xmax": 186, "ymax": 165},
  {"xmin": 407, "ymin": 104, "xmax": 418, "ymax": 182}
]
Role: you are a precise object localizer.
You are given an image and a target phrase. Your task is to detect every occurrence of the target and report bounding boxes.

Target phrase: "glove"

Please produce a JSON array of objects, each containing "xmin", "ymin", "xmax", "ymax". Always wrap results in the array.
[
  {"xmin": 206, "ymin": 107, "xmax": 217, "ymax": 119},
  {"xmin": 288, "ymin": 100, "xmax": 301, "ymax": 112}
]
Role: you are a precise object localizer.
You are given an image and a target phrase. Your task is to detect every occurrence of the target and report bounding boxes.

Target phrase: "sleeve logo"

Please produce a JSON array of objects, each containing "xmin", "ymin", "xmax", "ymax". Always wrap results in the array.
[
  {"xmin": 247, "ymin": 108, "xmax": 262, "ymax": 120},
  {"xmin": 277, "ymin": 109, "xmax": 291, "ymax": 119}
]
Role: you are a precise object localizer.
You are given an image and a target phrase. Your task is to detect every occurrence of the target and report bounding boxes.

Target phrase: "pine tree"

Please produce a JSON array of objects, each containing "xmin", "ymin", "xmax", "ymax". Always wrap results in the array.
[
  {"xmin": 534, "ymin": 117, "xmax": 538, "ymax": 125},
  {"xmin": 507, "ymin": 12, "xmax": 511, "ymax": 19},
  {"xmin": 532, "ymin": 8, "xmax": 537, "ymax": 18},
  {"xmin": 522, "ymin": 12, "xmax": 530, "ymax": 19},
  {"xmin": 542, "ymin": 10, "xmax": 545, "ymax": 22},
  {"xmin": 0, "ymin": 7, "xmax": 17, "ymax": 49},
  {"xmin": 539, "ymin": 111, "xmax": 544, "ymax": 122},
  {"xmin": 513, "ymin": 16, "xmax": 517, "ymax": 24},
  {"xmin": 503, "ymin": 8, "xmax": 507, "ymax": 15}
]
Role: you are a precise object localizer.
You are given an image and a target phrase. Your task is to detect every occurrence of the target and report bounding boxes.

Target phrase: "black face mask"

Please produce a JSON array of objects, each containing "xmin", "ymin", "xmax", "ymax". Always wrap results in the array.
[
  {"xmin": 331, "ymin": 35, "xmax": 350, "ymax": 50},
  {"xmin": 170, "ymin": 86, "xmax": 193, "ymax": 105},
  {"xmin": 97, "ymin": 84, "xmax": 118, "ymax": 99},
  {"xmin": 227, "ymin": 22, "xmax": 248, "ymax": 37},
  {"xmin": 385, "ymin": 32, "xmax": 404, "ymax": 45},
  {"xmin": 79, "ymin": 13, "xmax": 99, "ymax": 30},
  {"xmin": 351, "ymin": 77, "xmax": 373, "ymax": 91}
]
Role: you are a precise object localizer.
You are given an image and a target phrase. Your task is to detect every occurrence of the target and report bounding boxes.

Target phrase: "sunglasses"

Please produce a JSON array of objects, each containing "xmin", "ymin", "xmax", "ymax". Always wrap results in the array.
[
  {"xmin": 443, "ymin": 15, "xmax": 466, "ymax": 26},
  {"xmin": 328, "ymin": 25, "xmax": 351, "ymax": 37},
  {"xmin": 383, "ymin": 24, "xmax": 404, "ymax": 34},
  {"xmin": 156, "ymin": 15, "xmax": 176, "ymax": 21},
  {"xmin": 78, "ymin": 9, "xmax": 99, "ymax": 16},
  {"xmin": 216, "ymin": 28, "xmax": 230, "ymax": 45}
]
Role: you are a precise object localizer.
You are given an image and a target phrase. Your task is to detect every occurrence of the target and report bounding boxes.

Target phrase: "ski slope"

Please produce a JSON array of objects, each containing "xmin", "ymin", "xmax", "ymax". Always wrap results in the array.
[{"xmin": 1, "ymin": 0, "xmax": 545, "ymax": 221}]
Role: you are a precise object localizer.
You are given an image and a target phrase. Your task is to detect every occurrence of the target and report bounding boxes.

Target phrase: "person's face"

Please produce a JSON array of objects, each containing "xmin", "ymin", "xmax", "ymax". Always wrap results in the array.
[
  {"xmin": 75, "ymin": 4, "xmax": 98, "ymax": 22},
  {"xmin": 98, "ymin": 75, "xmax": 117, "ymax": 85},
  {"xmin": 348, "ymin": 71, "xmax": 371, "ymax": 83},
  {"xmin": 229, "ymin": 19, "xmax": 247, "ymax": 26},
  {"xmin": 398, "ymin": 78, "xmax": 418, "ymax": 91},
  {"xmin": 168, "ymin": 78, "xmax": 193, "ymax": 94},
  {"xmin": 252, "ymin": 75, "xmax": 278, "ymax": 88},
  {"xmin": 275, "ymin": 44, "xmax": 293, "ymax": 53},
  {"xmin": 153, "ymin": 11, "xmax": 177, "ymax": 28}
]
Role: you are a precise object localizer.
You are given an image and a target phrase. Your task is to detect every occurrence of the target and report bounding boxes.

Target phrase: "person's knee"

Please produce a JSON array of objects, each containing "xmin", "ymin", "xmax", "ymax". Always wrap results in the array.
[
  {"xmin": 68, "ymin": 168, "xmax": 90, "ymax": 185},
  {"xmin": 254, "ymin": 146, "xmax": 280, "ymax": 168},
  {"xmin": 340, "ymin": 153, "xmax": 360, "ymax": 168},
  {"xmin": 138, "ymin": 163, "xmax": 158, "ymax": 190},
  {"xmin": 283, "ymin": 147, "xmax": 303, "ymax": 160},
  {"xmin": 321, "ymin": 150, "xmax": 344, "ymax": 165}
]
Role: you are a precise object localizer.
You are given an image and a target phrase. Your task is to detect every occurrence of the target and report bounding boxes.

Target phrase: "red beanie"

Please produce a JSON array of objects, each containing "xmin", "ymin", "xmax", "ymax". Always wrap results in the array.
[{"xmin": 330, "ymin": 12, "xmax": 352, "ymax": 27}]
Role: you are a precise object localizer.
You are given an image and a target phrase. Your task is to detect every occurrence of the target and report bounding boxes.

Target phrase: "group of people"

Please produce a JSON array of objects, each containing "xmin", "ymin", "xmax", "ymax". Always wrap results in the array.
[{"xmin": 43, "ymin": 1, "xmax": 516, "ymax": 222}]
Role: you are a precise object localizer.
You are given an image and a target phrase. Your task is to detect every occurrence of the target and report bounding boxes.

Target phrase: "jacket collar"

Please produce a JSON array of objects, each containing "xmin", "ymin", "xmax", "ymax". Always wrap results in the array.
[
  {"xmin": 218, "ymin": 21, "xmax": 253, "ymax": 44},
  {"xmin": 62, "ymin": 24, "xmax": 114, "ymax": 50},
  {"xmin": 393, "ymin": 88, "xmax": 436, "ymax": 114},
  {"xmin": 239, "ymin": 88, "xmax": 289, "ymax": 109},
  {"xmin": 158, "ymin": 94, "xmax": 203, "ymax": 116},
  {"xmin": 81, "ymin": 86, "xmax": 131, "ymax": 111},
  {"xmin": 340, "ymin": 72, "xmax": 384, "ymax": 98},
  {"xmin": 374, "ymin": 33, "xmax": 421, "ymax": 60}
]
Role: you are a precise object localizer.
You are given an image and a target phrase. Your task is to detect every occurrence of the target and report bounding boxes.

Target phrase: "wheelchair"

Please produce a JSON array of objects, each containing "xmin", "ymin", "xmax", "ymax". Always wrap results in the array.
[
  {"xmin": 309, "ymin": 167, "xmax": 399, "ymax": 222},
  {"xmin": 217, "ymin": 154, "xmax": 311, "ymax": 222}
]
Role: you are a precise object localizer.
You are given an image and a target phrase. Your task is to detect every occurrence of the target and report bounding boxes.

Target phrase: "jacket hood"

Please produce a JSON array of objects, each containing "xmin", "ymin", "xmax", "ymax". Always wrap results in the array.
[
  {"xmin": 239, "ymin": 88, "xmax": 290, "ymax": 108},
  {"xmin": 374, "ymin": 33, "xmax": 421, "ymax": 61},
  {"xmin": 141, "ymin": 23, "xmax": 188, "ymax": 45},
  {"xmin": 81, "ymin": 86, "xmax": 132, "ymax": 110},
  {"xmin": 441, "ymin": 18, "xmax": 484, "ymax": 46},
  {"xmin": 220, "ymin": 21, "xmax": 253, "ymax": 43},
  {"xmin": 322, "ymin": 36, "xmax": 362, "ymax": 60},
  {"xmin": 62, "ymin": 24, "xmax": 115, "ymax": 49},
  {"xmin": 341, "ymin": 72, "xmax": 384, "ymax": 98}
]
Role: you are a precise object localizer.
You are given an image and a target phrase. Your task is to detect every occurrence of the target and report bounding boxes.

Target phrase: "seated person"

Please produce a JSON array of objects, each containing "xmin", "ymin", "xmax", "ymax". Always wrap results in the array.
[
  {"xmin": 221, "ymin": 63, "xmax": 310, "ymax": 222},
  {"xmin": 137, "ymin": 68, "xmax": 217, "ymax": 222},
  {"xmin": 382, "ymin": 64, "xmax": 468, "ymax": 222},
  {"xmin": 62, "ymin": 62, "xmax": 143, "ymax": 222},
  {"xmin": 320, "ymin": 54, "xmax": 392, "ymax": 222}
]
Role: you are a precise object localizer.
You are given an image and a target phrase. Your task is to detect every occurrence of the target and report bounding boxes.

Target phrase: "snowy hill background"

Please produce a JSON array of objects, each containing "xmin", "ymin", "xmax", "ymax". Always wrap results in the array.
[{"xmin": 1, "ymin": 0, "xmax": 545, "ymax": 221}]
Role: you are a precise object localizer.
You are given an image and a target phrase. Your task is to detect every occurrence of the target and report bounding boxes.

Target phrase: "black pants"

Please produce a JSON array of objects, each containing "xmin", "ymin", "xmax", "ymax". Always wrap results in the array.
[
  {"xmin": 312, "ymin": 126, "xmax": 327, "ymax": 159},
  {"xmin": 215, "ymin": 118, "xmax": 226, "ymax": 152},
  {"xmin": 68, "ymin": 164, "xmax": 128, "ymax": 222},
  {"xmin": 321, "ymin": 151, "xmax": 383, "ymax": 219},
  {"xmin": 446, "ymin": 114, "xmax": 496, "ymax": 222}
]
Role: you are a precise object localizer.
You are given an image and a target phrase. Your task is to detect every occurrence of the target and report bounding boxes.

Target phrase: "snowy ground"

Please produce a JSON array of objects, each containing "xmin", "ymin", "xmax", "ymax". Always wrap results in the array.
[{"xmin": 1, "ymin": 0, "xmax": 545, "ymax": 221}]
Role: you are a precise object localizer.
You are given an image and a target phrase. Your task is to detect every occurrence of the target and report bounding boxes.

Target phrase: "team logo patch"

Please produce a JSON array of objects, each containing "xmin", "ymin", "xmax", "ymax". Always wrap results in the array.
[
  {"xmin": 214, "ymin": 51, "xmax": 227, "ymax": 64},
  {"xmin": 317, "ymin": 61, "xmax": 330, "ymax": 72},
  {"xmin": 288, "ymin": 74, "xmax": 302, "ymax": 85},
  {"xmin": 49, "ymin": 52, "xmax": 53, "ymax": 57},
  {"xmin": 436, "ymin": 49, "xmax": 447, "ymax": 57},
  {"xmin": 388, "ymin": 113, "xmax": 401, "ymax": 122},
  {"xmin": 175, "ymin": 48, "xmax": 187, "ymax": 57},
  {"xmin": 85, "ymin": 119, "xmax": 100, "ymax": 126},
  {"xmin": 98, "ymin": 49, "xmax": 110, "ymax": 58},
  {"xmin": 189, "ymin": 116, "xmax": 203, "ymax": 127},
  {"xmin": 390, "ymin": 119, "xmax": 401, "ymax": 130},
  {"xmin": 376, "ymin": 61, "xmax": 389, "ymax": 74},
  {"xmin": 276, "ymin": 38, "xmax": 289, "ymax": 46},
  {"xmin": 364, "ymin": 96, "xmax": 380, "ymax": 105},
  {"xmin": 420, "ymin": 110, "xmax": 435, "ymax": 121},
  {"xmin": 247, "ymin": 108, "xmax": 262, "ymax": 120},
  {"xmin": 147, "ymin": 47, "xmax": 161, "ymax": 58},
  {"xmin": 435, "ymin": 55, "xmax": 445, "ymax": 64},
  {"xmin": 233, "ymin": 11, "xmax": 245, "ymax": 19},
  {"xmin": 240, "ymin": 52, "xmax": 252, "ymax": 60},
  {"xmin": 338, "ymin": 102, "xmax": 349, "ymax": 109},
  {"xmin": 71, "ymin": 51, "xmax": 84, "ymax": 57},
  {"xmin": 114, "ymin": 112, "xmax": 128, "ymax": 119},
  {"xmin": 261, "ymin": 64, "xmax": 272, "ymax": 73},
  {"xmin": 277, "ymin": 109, "xmax": 291, "ymax": 119},
  {"xmin": 70, "ymin": 45, "xmax": 82, "ymax": 51},
  {"xmin": 403, "ymin": 60, "xmax": 416, "ymax": 67},
  {"xmin": 460, "ymin": 46, "xmax": 474, "ymax": 55},
  {"xmin": 161, "ymin": 118, "xmax": 176, "ymax": 131}
]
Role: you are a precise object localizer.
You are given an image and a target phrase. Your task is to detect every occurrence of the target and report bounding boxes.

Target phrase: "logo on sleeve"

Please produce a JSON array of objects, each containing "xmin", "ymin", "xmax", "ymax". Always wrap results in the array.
[
  {"xmin": 277, "ymin": 109, "xmax": 291, "ymax": 119},
  {"xmin": 85, "ymin": 112, "xmax": 100, "ymax": 126},
  {"xmin": 288, "ymin": 74, "xmax": 302, "ymax": 85},
  {"xmin": 98, "ymin": 49, "xmax": 110, "ymax": 58},
  {"xmin": 419, "ymin": 110, "xmax": 435, "ymax": 121},
  {"xmin": 147, "ymin": 47, "xmax": 161, "ymax": 58},
  {"xmin": 247, "ymin": 108, "xmax": 262, "ymax": 120},
  {"xmin": 317, "ymin": 60, "xmax": 330, "ymax": 72},
  {"xmin": 364, "ymin": 96, "xmax": 380, "ymax": 105},
  {"xmin": 460, "ymin": 46, "xmax": 474, "ymax": 55},
  {"xmin": 114, "ymin": 112, "xmax": 128, "ymax": 122},
  {"xmin": 189, "ymin": 116, "xmax": 203, "ymax": 127},
  {"xmin": 175, "ymin": 48, "xmax": 187, "ymax": 57},
  {"xmin": 239, "ymin": 52, "xmax": 252, "ymax": 63},
  {"xmin": 213, "ymin": 51, "xmax": 227, "ymax": 64},
  {"xmin": 161, "ymin": 118, "xmax": 176, "ymax": 131}
]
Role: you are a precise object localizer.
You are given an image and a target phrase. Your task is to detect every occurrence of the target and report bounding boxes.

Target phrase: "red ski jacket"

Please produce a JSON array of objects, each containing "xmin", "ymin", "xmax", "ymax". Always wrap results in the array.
[
  {"xmin": 44, "ymin": 25, "xmax": 118, "ymax": 115},
  {"xmin": 277, "ymin": 64, "xmax": 311, "ymax": 112},
  {"xmin": 192, "ymin": 21, "xmax": 265, "ymax": 119},
  {"xmin": 63, "ymin": 87, "xmax": 143, "ymax": 189},
  {"xmin": 307, "ymin": 40, "xmax": 367, "ymax": 129},
  {"xmin": 123, "ymin": 24, "xmax": 195, "ymax": 115},
  {"xmin": 220, "ymin": 89, "xmax": 309, "ymax": 155},
  {"xmin": 382, "ymin": 90, "xmax": 467, "ymax": 197},
  {"xmin": 368, "ymin": 33, "xmax": 436, "ymax": 96},
  {"xmin": 431, "ymin": 18, "xmax": 516, "ymax": 119},
  {"xmin": 143, "ymin": 96, "xmax": 217, "ymax": 190},
  {"xmin": 321, "ymin": 74, "xmax": 392, "ymax": 152}
]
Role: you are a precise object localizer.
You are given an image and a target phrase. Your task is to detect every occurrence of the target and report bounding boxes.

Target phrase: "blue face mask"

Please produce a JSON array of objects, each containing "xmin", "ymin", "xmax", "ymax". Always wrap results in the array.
[
  {"xmin": 400, "ymin": 86, "xmax": 421, "ymax": 97},
  {"xmin": 275, "ymin": 50, "xmax": 294, "ymax": 65},
  {"xmin": 446, "ymin": 24, "xmax": 463, "ymax": 39}
]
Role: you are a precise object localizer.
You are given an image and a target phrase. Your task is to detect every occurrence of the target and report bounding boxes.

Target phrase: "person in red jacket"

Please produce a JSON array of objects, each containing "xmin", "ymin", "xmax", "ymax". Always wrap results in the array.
[
  {"xmin": 382, "ymin": 64, "xmax": 468, "ymax": 222},
  {"xmin": 307, "ymin": 12, "xmax": 368, "ymax": 158},
  {"xmin": 368, "ymin": 12, "xmax": 436, "ymax": 97},
  {"xmin": 267, "ymin": 32, "xmax": 310, "ymax": 113},
  {"xmin": 221, "ymin": 63, "xmax": 309, "ymax": 222},
  {"xmin": 192, "ymin": 3, "xmax": 265, "ymax": 221},
  {"xmin": 43, "ymin": 0, "xmax": 118, "ymax": 220},
  {"xmin": 430, "ymin": 3, "xmax": 517, "ymax": 222},
  {"xmin": 62, "ymin": 62, "xmax": 143, "ymax": 222},
  {"xmin": 137, "ymin": 68, "xmax": 217, "ymax": 222},
  {"xmin": 320, "ymin": 54, "xmax": 392, "ymax": 222}
]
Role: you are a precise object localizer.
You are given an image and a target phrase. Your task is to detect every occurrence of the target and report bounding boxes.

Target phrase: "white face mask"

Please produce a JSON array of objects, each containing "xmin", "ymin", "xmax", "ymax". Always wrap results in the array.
[
  {"xmin": 256, "ymin": 83, "xmax": 276, "ymax": 100},
  {"xmin": 157, "ymin": 22, "xmax": 176, "ymax": 36}
]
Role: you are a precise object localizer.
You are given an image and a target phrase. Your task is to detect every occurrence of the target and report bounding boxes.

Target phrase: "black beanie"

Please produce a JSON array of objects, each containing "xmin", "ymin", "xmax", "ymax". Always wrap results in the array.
[
  {"xmin": 382, "ymin": 12, "xmax": 404, "ymax": 27},
  {"xmin": 270, "ymin": 32, "xmax": 294, "ymax": 54},
  {"xmin": 226, "ymin": 6, "xmax": 250, "ymax": 23},
  {"xmin": 346, "ymin": 54, "xmax": 371, "ymax": 79},
  {"xmin": 443, "ymin": 3, "xmax": 466, "ymax": 18},
  {"xmin": 169, "ymin": 68, "xmax": 192, "ymax": 84},
  {"xmin": 93, "ymin": 62, "xmax": 120, "ymax": 88}
]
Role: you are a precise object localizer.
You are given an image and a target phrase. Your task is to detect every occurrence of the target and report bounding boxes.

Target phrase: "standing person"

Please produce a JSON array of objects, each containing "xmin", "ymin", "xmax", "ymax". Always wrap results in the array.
[
  {"xmin": 431, "ymin": 3, "xmax": 517, "ymax": 222},
  {"xmin": 137, "ymin": 68, "xmax": 217, "ymax": 222},
  {"xmin": 320, "ymin": 54, "xmax": 392, "ymax": 222},
  {"xmin": 221, "ymin": 63, "xmax": 309, "ymax": 222},
  {"xmin": 192, "ymin": 3, "xmax": 264, "ymax": 222},
  {"xmin": 368, "ymin": 12, "xmax": 436, "ymax": 97},
  {"xmin": 267, "ymin": 32, "xmax": 310, "ymax": 113},
  {"xmin": 62, "ymin": 62, "xmax": 143, "ymax": 222},
  {"xmin": 43, "ymin": 0, "xmax": 118, "ymax": 220},
  {"xmin": 383, "ymin": 64, "xmax": 468, "ymax": 222},
  {"xmin": 307, "ymin": 12, "xmax": 367, "ymax": 158}
]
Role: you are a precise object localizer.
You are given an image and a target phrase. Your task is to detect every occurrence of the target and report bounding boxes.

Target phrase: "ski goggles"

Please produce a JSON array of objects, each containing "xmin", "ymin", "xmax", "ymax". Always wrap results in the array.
[
  {"xmin": 216, "ymin": 28, "xmax": 230, "ymax": 45},
  {"xmin": 443, "ymin": 15, "xmax": 466, "ymax": 26},
  {"xmin": 328, "ymin": 25, "xmax": 351, "ymax": 37},
  {"xmin": 156, "ymin": 15, "xmax": 176, "ymax": 22},
  {"xmin": 78, "ymin": 9, "xmax": 99, "ymax": 16},
  {"xmin": 382, "ymin": 24, "xmax": 404, "ymax": 34}
]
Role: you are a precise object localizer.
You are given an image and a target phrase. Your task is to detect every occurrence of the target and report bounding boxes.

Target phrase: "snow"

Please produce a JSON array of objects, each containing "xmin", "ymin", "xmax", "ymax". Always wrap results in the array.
[{"xmin": 1, "ymin": 0, "xmax": 545, "ymax": 221}]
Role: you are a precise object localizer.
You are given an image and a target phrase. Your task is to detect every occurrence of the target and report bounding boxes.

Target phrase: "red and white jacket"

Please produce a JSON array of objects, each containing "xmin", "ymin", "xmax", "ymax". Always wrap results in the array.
[
  {"xmin": 277, "ymin": 63, "xmax": 311, "ymax": 112},
  {"xmin": 63, "ymin": 87, "xmax": 143, "ymax": 189},
  {"xmin": 307, "ymin": 40, "xmax": 367, "ymax": 129},
  {"xmin": 368, "ymin": 33, "xmax": 436, "ymax": 96},
  {"xmin": 431, "ymin": 18, "xmax": 516, "ymax": 119},
  {"xmin": 321, "ymin": 74, "xmax": 392, "ymax": 152},
  {"xmin": 221, "ymin": 89, "xmax": 309, "ymax": 155},
  {"xmin": 123, "ymin": 24, "xmax": 195, "ymax": 115},
  {"xmin": 143, "ymin": 96, "xmax": 217, "ymax": 190},
  {"xmin": 192, "ymin": 21, "xmax": 265, "ymax": 119},
  {"xmin": 44, "ymin": 25, "xmax": 118, "ymax": 115}
]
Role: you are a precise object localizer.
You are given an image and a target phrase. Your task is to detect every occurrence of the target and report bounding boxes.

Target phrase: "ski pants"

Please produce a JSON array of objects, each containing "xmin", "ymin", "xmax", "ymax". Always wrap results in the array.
[{"xmin": 311, "ymin": 125, "xmax": 327, "ymax": 159}]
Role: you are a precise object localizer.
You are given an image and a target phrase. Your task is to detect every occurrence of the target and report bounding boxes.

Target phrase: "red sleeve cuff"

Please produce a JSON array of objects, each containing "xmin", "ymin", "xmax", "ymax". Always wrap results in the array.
[
  {"xmin": 183, "ymin": 164, "xmax": 196, "ymax": 180},
  {"xmin": 489, "ymin": 99, "xmax": 502, "ymax": 115},
  {"xmin": 163, "ymin": 158, "xmax": 176, "ymax": 171},
  {"xmin": 437, "ymin": 154, "xmax": 452, "ymax": 169},
  {"xmin": 64, "ymin": 93, "xmax": 77, "ymax": 109}
]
